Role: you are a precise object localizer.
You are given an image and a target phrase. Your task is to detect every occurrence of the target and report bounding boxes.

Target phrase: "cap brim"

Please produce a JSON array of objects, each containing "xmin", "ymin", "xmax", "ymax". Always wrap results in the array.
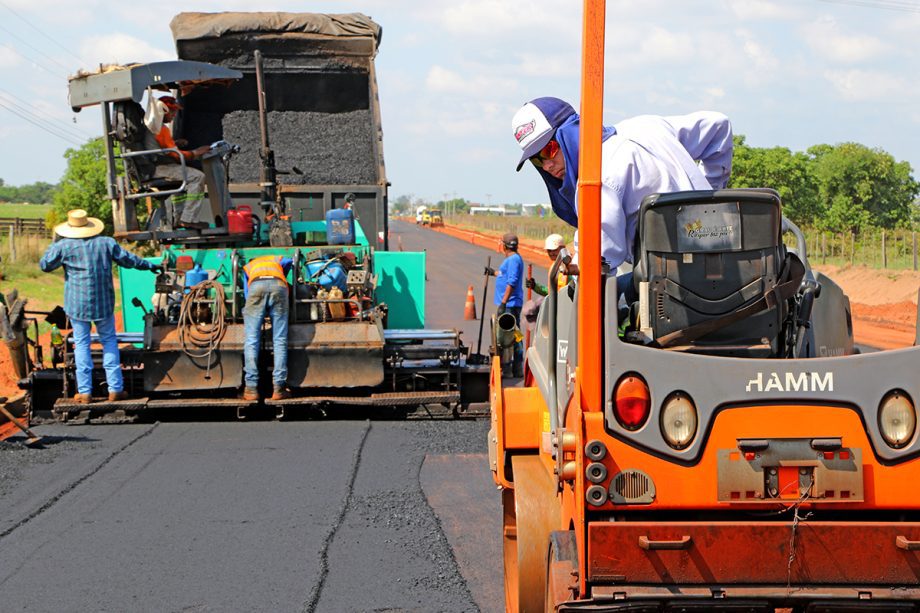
[{"xmin": 515, "ymin": 129, "xmax": 555, "ymax": 172}]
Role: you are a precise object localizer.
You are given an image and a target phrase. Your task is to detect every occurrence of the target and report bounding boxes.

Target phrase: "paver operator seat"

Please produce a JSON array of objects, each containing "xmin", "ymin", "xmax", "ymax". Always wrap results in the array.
[
  {"xmin": 631, "ymin": 189, "xmax": 804, "ymax": 357},
  {"xmin": 112, "ymin": 100, "xmax": 188, "ymax": 232}
]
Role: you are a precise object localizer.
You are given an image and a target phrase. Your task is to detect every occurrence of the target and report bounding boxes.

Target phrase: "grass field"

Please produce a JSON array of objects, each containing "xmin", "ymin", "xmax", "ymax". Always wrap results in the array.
[{"xmin": 0, "ymin": 202, "xmax": 52, "ymax": 220}]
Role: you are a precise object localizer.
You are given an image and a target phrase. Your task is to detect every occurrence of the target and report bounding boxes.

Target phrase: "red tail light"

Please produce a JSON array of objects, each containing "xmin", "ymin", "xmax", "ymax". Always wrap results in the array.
[{"xmin": 614, "ymin": 375, "xmax": 650, "ymax": 431}]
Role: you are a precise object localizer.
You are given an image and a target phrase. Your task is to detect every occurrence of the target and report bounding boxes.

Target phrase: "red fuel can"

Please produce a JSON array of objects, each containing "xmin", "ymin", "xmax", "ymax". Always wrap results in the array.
[{"xmin": 227, "ymin": 205, "xmax": 253, "ymax": 235}]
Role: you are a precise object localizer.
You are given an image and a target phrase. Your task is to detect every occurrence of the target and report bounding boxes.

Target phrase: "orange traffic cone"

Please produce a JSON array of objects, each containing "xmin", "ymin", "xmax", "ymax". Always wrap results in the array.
[{"xmin": 464, "ymin": 284, "xmax": 478, "ymax": 320}]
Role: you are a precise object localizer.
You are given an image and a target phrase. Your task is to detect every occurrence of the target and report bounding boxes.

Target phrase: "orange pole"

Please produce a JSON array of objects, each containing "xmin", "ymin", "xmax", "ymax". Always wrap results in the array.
[{"xmin": 578, "ymin": 0, "xmax": 605, "ymax": 413}]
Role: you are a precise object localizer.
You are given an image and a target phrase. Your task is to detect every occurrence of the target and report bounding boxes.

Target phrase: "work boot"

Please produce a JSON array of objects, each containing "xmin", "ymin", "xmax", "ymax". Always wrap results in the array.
[
  {"xmin": 177, "ymin": 220, "xmax": 209, "ymax": 230},
  {"xmin": 271, "ymin": 385, "xmax": 291, "ymax": 401},
  {"xmin": 73, "ymin": 393, "xmax": 92, "ymax": 404},
  {"xmin": 108, "ymin": 391, "xmax": 128, "ymax": 402},
  {"xmin": 241, "ymin": 387, "xmax": 259, "ymax": 401}
]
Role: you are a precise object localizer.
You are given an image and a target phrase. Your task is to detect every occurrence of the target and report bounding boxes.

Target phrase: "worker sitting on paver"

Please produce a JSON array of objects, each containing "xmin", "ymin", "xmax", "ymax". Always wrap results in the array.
[
  {"xmin": 39, "ymin": 209, "xmax": 162, "ymax": 404},
  {"xmin": 147, "ymin": 95, "xmax": 211, "ymax": 230},
  {"xmin": 484, "ymin": 233, "xmax": 524, "ymax": 378},
  {"xmin": 241, "ymin": 255, "xmax": 293, "ymax": 401},
  {"xmin": 511, "ymin": 97, "xmax": 733, "ymax": 302}
]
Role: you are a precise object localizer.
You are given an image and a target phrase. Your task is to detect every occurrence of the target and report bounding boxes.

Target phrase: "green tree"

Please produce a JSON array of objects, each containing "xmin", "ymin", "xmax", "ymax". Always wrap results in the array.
[
  {"xmin": 728, "ymin": 135, "xmax": 820, "ymax": 226},
  {"xmin": 808, "ymin": 142, "xmax": 919, "ymax": 234},
  {"xmin": 51, "ymin": 138, "xmax": 111, "ymax": 230}
]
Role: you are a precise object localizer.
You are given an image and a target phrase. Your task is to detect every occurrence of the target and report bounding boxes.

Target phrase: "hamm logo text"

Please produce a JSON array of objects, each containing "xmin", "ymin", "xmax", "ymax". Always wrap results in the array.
[{"xmin": 745, "ymin": 371, "xmax": 834, "ymax": 393}]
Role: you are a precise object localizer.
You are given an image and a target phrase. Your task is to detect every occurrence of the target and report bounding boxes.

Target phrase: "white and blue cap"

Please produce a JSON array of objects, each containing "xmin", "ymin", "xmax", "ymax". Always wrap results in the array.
[{"xmin": 512, "ymin": 97, "xmax": 576, "ymax": 171}]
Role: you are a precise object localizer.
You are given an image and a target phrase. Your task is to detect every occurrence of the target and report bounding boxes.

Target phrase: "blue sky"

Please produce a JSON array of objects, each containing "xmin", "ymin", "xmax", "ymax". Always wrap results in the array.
[{"xmin": 0, "ymin": 0, "xmax": 917, "ymax": 207}]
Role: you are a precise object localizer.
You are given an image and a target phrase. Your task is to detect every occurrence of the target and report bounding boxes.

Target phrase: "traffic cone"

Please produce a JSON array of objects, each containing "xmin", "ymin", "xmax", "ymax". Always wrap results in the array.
[{"xmin": 464, "ymin": 285, "xmax": 478, "ymax": 320}]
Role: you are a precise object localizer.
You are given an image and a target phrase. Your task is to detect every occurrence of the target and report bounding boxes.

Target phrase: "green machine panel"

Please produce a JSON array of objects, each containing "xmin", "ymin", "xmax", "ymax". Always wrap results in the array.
[{"xmin": 375, "ymin": 251, "xmax": 425, "ymax": 329}]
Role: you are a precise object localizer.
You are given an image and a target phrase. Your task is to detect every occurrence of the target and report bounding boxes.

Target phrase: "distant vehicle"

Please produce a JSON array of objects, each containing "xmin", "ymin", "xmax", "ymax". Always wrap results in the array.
[
  {"xmin": 415, "ymin": 205, "xmax": 428, "ymax": 224},
  {"xmin": 428, "ymin": 209, "xmax": 443, "ymax": 227}
]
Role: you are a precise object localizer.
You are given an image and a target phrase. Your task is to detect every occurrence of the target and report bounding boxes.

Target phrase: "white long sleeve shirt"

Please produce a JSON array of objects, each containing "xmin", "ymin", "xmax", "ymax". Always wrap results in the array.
[{"xmin": 574, "ymin": 111, "xmax": 733, "ymax": 269}]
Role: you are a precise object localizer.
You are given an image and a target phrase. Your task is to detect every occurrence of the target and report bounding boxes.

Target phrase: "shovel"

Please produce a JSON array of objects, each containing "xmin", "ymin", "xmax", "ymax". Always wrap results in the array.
[{"xmin": 0, "ymin": 399, "xmax": 43, "ymax": 448}]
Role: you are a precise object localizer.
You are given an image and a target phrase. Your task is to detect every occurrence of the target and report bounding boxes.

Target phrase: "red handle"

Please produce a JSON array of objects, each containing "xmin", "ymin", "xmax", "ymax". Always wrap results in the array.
[
  {"xmin": 237, "ymin": 205, "xmax": 252, "ymax": 213},
  {"xmin": 639, "ymin": 535, "xmax": 692, "ymax": 551}
]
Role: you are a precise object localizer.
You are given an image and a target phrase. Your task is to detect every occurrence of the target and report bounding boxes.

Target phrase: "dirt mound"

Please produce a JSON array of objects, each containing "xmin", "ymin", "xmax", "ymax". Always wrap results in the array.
[{"xmin": 815, "ymin": 265, "xmax": 920, "ymax": 306}]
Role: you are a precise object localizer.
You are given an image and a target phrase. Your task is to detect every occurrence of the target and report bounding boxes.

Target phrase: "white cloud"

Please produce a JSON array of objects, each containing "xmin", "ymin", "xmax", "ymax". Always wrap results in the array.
[
  {"xmin": 741, "ymin": 37, "xmax": 779, "ymax": 72},
  {"xmin": 726, "ymin": 0, "xmax": 799, "ymax": 21},
  {"xmin": 78, "ymin": 33, "xmax": 172, "ymax": 66},
  {"xmin": 439, "ymin": 0, "xmax": 563, "ymax": 37},
  {"xmin": 637, "ymin": 27, "xmax": 695, "ymax": 64},
  {"xmin": 802, "ymin": 17, "xmax": 888, "ymax": 63},
  {"xmin": 0, "ymin": 46, "xmax": 21, "ymax": 69},
  {"xmin": 424, "ymin": 64, "xmax": 515, "ymax": 98},
  {"xmin": 824, "ymin": 69, "xmax": 906, "ymax": 101}
]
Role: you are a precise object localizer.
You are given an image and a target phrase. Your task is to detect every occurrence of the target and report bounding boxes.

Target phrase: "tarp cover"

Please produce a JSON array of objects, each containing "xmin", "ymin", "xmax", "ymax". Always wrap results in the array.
[{"xmin": 170, "ymin": 12, "xmax": 381, "ymax": 48}]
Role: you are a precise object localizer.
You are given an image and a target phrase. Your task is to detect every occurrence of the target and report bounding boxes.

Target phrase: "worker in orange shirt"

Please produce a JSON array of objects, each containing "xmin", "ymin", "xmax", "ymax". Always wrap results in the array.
[
  {"xmin": 241, "ymin": 255, "xmax": 293, "ymax": 401},
  {"xmin": 149, "ymin": 96, "xmax": 210, "ymax": 230}
]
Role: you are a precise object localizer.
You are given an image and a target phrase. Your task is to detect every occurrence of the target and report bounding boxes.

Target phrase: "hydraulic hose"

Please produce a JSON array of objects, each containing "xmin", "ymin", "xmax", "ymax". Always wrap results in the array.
[{"xmin": 178, "ymin": 280, "xmax": 227, "ymax": 359}]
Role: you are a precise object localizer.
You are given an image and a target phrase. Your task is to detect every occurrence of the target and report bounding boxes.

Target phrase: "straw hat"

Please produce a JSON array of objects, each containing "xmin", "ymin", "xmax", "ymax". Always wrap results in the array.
[{"xmin": 53, "ymin": 209, "xmax": 104, "ymax": 239}]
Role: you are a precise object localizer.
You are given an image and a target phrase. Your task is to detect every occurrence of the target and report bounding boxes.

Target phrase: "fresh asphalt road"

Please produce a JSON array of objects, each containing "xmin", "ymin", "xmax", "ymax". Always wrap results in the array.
[{"xmin": 0, "ymin": 220, "xmax": 510, "ymax": 612}]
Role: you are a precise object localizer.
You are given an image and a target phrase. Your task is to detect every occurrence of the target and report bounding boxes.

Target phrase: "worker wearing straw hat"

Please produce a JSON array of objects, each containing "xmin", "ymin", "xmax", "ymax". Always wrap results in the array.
[{"xmin": 40, "ymin": 210, "xmax": 162, "ymax": 404}]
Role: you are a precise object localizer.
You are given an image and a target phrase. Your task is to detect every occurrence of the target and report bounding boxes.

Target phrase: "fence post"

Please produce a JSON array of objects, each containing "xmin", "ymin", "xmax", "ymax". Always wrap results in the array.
[
  {"xmin": 822, "ymin": 233, "xmax": 827, "ymax": 265},
  {"xmin": 850, "ymin": 232, "xmax": 855, "ymax": 266},
  {"xmin": 881, "ymin": 230, "xmax": 887, "ymax": 269},
  {"xmin": 8, "ymin": 225, "xmax": 15, "ymax": 263},
  {"xmin": 914, "ymin": 232, "xmax": 918, "ymax": 271}
]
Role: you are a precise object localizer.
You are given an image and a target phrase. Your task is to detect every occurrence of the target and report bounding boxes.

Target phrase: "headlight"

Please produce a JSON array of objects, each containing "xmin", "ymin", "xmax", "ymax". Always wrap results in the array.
[
  {"xmin": 660, "ymin": 392, "xmax": 697, "ymax": 450},
  {"xmin": 879, "ymin": 390, "xmax": 916, "ymax": 449}
]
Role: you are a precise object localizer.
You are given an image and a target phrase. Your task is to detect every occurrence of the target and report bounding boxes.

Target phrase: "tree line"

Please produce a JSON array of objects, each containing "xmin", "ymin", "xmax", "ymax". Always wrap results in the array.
[
  {"xmin": 0, "ymin": 177, "xmax": 57, "ymax": 205},
  {"xmin": 728, "ymin": 136, "xmax": 919, "ymax": 235}
]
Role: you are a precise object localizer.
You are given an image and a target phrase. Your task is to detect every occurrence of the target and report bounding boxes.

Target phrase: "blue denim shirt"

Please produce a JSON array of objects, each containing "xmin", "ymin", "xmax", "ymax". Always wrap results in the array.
[{"xmin": 39, "ymin": 236, "xmax": 155, "ymax": 321}]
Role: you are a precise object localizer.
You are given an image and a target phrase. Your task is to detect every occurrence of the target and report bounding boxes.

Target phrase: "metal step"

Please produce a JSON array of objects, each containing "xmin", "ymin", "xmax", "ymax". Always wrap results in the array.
[{"xmin": 266, "ymin": 390, "xmax": 461, "ymax": 407}]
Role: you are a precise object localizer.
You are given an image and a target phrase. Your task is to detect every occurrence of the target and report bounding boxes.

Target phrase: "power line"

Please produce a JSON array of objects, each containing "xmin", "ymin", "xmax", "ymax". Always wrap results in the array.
[
  {"xmin": 0, "ymin": 0, "xmax": 87, "ymax": 66},
  {"xmin": 0, "ymin": 88, "xmax": 92, "ymax": 142},
  {"xmin": 817, "ymin": 0, "xmax": 920, "ymax": 12},
  {"xmin": 0, "ymin": 99, "xmax": 85, "ymax": 146},
  {"xmin": 0, "ymin": 23, "xmax": 72, "ymax": 77},
  {"xmin": 0, "ymin": 40, "xmax": 69, "ymax": 81}
]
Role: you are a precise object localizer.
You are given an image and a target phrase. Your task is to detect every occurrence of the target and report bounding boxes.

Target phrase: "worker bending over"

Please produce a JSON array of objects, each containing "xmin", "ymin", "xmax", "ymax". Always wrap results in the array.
[
  {"xmin": 512, "ymin": 97, "xmax": 733, "ymax": 301},
  {"xmin": 242, "ymin": 255, "xmax": 293, "ymax": 401}
]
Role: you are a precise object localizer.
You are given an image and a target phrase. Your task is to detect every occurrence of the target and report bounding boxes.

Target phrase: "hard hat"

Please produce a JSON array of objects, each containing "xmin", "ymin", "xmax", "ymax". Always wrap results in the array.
[
  {"xmin": 544, "ymin": 233, "xmax": 564, "ymax": 250},
  {"xmin": 502, "ymin": 233, "xmax": 519, "ymax": 250}
]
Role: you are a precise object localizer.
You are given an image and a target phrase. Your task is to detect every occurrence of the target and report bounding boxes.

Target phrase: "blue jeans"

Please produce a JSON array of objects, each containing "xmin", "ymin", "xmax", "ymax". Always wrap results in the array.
[
  {"xmin": 242, "ymin": 279, "xmax": 289, "ymax": 388},
  {"xmin": 617, "ymin": 272, "xmax": 637, "ymax": 304},
  {"xmin": 71, "ymin": 314, "xmax": 122, "ymax": 395}
]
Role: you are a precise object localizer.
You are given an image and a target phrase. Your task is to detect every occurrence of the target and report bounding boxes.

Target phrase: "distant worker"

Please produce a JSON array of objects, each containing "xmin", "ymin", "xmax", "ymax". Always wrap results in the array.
[
  {"xmin": 525, "ymin": 233, "xmax": 568, "ymax": 297},
  {"xmin": 39, "ymin": 209, "xmax": 162, "ymax": 404},
  {"xmin": 512, "ymin": 97, "xmax": 733, "ymax": 300},
  {"xmin": 148, "ymin": 95, "xmax": 211, "ymax": 230},
  {"xmin": 242, "ymin": 255, "xmax": 294, "ymax": 401},
  {"xmin": 522, "ymin": 233, "xmax": 568, "ymax": 328},
  {"xmin": 484, "ymin": 233, "xmax": 524, "ymax": 377}
]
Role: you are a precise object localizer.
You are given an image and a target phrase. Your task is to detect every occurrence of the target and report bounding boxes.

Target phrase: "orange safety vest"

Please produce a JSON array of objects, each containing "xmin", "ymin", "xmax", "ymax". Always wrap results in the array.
[{"xmin": 244, "ymin": 256, "xmax": 287, "ymax": 286}]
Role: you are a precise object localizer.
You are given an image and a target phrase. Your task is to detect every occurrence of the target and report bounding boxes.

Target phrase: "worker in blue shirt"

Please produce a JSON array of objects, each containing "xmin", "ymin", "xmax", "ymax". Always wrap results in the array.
[
  {"xmin": 511, "ymin": 97, "xmax": 733, "ymax": 301},
  {"xmin": 40, "ymin": 209, "xmax": 161, "ymax": 404},
  {"xmin": 485, "ymin": 233, "xmax": 524, "ymax": 378},
  {"xmin": 241, "ymin": 255, "xmax": 293, "ymax": 401}
]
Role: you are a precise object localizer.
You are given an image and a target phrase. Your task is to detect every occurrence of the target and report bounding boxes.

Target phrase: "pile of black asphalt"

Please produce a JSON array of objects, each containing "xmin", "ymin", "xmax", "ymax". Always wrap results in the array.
[{"xmin": 220, "ymin": 110, "xmax": 377, "ymax": 186}]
